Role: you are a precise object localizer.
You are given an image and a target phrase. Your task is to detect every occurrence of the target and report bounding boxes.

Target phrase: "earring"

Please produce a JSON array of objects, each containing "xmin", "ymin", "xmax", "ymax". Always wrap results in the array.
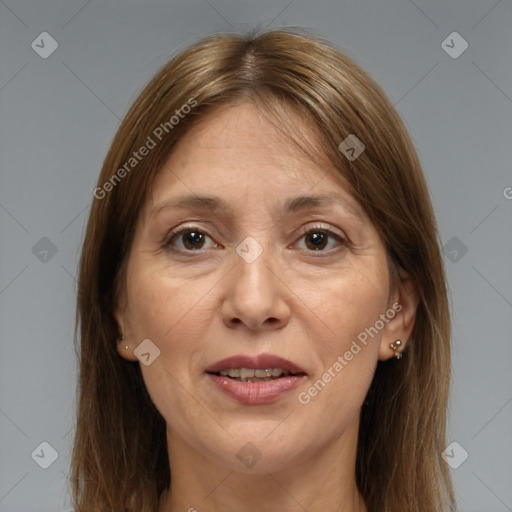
[
  {"xmin": 118, "ymin": 334, "xmax": 128, "ymax": 350},
  {"xmin": 390, "ymin": 340, "xmax": 403, "ymax": 359}
]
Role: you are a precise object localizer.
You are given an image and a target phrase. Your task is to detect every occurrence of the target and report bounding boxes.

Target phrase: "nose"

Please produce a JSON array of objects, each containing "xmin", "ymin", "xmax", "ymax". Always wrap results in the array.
[{"xmin": 221, "ymin": 242, "xmax": 291, "ymax": 332}]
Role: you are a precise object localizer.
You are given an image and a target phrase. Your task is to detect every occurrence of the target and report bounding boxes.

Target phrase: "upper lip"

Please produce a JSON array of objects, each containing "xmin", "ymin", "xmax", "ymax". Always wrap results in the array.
[{"xmin": 205, "ymin": 353, "xmax": 307, "ymax": 375}]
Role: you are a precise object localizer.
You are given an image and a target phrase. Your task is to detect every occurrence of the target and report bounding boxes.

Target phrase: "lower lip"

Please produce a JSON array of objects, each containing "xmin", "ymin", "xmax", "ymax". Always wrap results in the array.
[{"xmin": 207, "ymin": 373, "xmax": 306, "ymax": 405}]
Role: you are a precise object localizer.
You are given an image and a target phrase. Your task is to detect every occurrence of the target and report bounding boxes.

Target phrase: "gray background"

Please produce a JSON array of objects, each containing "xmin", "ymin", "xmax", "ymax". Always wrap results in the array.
[{"xmin": 1, "ymin": 1, "xmax": 511, "ymax": 511}]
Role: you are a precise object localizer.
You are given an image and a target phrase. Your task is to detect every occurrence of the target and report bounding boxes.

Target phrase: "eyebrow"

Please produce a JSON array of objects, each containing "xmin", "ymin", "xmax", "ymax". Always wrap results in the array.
[{"xmin": 149, "ymin": 193, "xmax": 365, "ymax": 223}]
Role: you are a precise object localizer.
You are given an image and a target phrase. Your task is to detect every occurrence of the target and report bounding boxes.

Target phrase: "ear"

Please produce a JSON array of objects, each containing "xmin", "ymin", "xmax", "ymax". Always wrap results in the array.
[
  {"xmin": 114, "ymin": 282, "xmax": 138, "ymax": 362},
  {"xmin": 378, "ymin": 266, "xmax": 419, "ymax": 361}
]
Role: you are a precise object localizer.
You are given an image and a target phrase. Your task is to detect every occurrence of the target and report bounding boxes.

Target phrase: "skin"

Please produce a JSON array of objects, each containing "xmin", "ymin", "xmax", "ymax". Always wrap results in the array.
[{"xmin": 115, "ymin": 101, "xmax": 418, "ymax": 512}]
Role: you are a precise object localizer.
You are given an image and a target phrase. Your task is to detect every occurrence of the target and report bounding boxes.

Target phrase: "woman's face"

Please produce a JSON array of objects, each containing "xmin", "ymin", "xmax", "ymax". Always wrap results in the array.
[{"xmin": 116, "ymin": 101, "xmax": 416, "ymax": 474}]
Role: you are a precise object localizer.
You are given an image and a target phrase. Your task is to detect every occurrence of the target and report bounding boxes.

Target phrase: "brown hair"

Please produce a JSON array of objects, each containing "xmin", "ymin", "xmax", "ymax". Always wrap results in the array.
[{"xmin": 70, "ymin": 27, "xmax": 455, "ymax": 511}]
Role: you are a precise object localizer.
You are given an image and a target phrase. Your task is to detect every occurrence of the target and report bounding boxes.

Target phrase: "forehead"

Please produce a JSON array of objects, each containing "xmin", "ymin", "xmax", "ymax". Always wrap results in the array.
[
  {"xmin": 147, "ymin": 101, "xmax": 365, "ymax": 221},
  {"xmin": 162, "ymin": 101, "xmax": 322, "ymax": 172}
]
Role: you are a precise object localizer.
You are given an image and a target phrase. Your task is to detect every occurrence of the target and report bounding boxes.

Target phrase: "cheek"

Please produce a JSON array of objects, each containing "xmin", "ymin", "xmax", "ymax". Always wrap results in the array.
[
  {"xmin": 126, "ymin": 265, "xmax": 211, "ymax": 342},
  {"xmin": 125, "ymin": 268, "xmax": 212, "ymax": 415},
  {"xmin": 302, "ymin": 267, "xmax": 388, "ymax": 407},
  {"xmin": 314, "ymin": 263, "xmax": 389, "ymax": 346}
]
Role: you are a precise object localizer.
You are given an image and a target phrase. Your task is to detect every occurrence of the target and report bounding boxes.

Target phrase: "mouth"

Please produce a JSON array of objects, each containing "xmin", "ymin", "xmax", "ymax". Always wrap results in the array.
[
  {"xmin": 204, "ymin": 353, "xmax": 307, "ymax": 382},
  {"xmin": 207, "ymin": 367, "xmax": 307, "ymax": 382},
  {"xmin": 206, "ymin": 364, "xmax": 307, "ymax": 406},
  {"xmin": 205, "ymin": 356, "xmax": 308, "ymax": 405}
]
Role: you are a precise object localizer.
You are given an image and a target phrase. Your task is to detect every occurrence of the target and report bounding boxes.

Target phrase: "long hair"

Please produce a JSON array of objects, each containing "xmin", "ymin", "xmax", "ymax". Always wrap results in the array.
[{"xmin": 70, "ymin": 27, "xmax": 455, "ymax": 511}]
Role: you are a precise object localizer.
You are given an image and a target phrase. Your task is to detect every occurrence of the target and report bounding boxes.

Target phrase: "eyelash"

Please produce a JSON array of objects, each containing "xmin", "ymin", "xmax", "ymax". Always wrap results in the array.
[{"xmin": 161, "ymin": 223, "xmax": 347, "ymax": 257}]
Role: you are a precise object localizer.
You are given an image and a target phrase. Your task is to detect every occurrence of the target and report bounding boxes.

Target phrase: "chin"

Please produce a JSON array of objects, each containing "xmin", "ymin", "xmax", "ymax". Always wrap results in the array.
[{"xmin": 203, "ymin": 433, "xmax": 307, "ymax": 474}]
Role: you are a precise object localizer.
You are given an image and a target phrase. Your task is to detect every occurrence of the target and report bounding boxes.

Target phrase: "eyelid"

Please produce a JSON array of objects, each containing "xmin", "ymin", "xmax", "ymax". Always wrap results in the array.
[
  {"xmin": 161, "ymin": 221, "xmax": 347, "ymax": 254},
  {"xmin": 295, "ymin": 222, "xmax": 346, "ymax": 241},
  {"xmin": 293, "ymin": 223, "xmax": 347, "ymax": 256},
  {"xmin": 161, "ymin": 224, "xmax": 216, "ymax": 250}
]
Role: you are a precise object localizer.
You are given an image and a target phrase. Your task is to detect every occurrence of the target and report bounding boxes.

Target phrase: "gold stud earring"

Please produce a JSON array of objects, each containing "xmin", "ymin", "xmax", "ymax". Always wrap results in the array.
[
  {"xmin": 390, "ymin": 340, "xmax": 403, "ymax": 359},
  {"xmin": 118, "ymin": 334, "xmax": 128, "ymax": 350}
]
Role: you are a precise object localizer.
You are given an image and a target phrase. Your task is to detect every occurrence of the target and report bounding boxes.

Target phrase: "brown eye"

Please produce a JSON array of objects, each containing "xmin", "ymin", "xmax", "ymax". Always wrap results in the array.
[
  {"xmin": 162, "ymin": 224, "xmax": 345, "ymax": 256},
  {"xmin": 162, "ymin": 228, "xmax": 216, "ymax": 252},
  {"xmin": 180, "ymin": 230, "xmax": 206, "ymax": 250},
  {"xmin": 304, "ymin": 231, "xmax": 329, "ymax": 251},
  {"xmin": 296, "ymin": 226, "xmax": 346, "ymax": 254}
]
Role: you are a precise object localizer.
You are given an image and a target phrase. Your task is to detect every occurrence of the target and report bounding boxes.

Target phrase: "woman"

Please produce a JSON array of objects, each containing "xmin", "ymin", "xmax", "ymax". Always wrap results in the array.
[{"xmin": 70, "ymin": 27, "xmax": 456, "ymax": 511}]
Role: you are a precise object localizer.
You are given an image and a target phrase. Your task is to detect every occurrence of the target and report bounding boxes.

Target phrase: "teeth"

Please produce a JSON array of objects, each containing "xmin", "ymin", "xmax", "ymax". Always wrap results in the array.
[
  {"xmin": 254, "ymin": 369, "xmax": 272, "ymax": 378},
  {"xmin": 219, "ymin": 367, "xmax": 289, "ymax": 379},
  {"xmin": 241, "ymin": 368, "xmax": 255, "ymax": 379},
  {"xmin": 221, "ymin": 368, "xmax": 240, "ymax": 378}
]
